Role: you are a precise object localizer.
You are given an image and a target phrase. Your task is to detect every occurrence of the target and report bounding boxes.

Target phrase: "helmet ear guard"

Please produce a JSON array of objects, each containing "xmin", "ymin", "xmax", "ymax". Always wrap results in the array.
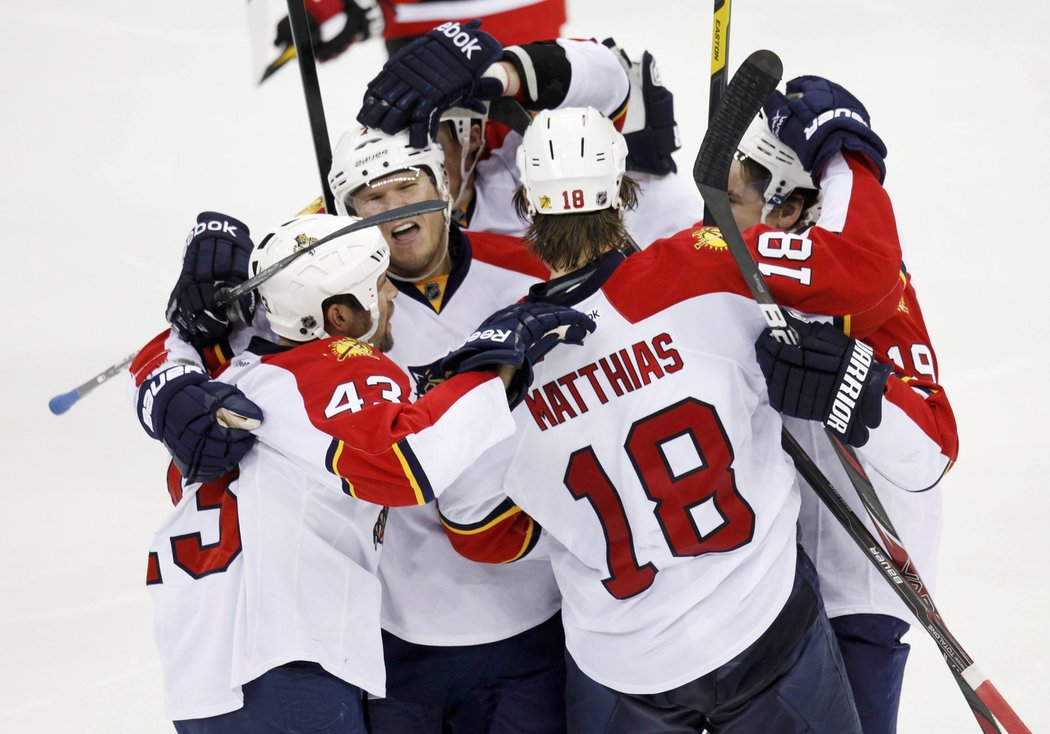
[
  {"xmin": 516, "ymin": 107, "xmax": 628, "ymax": 217},
  {"xmin": 250, "ymin": 214, "xmax": 390, "ymax": 342},
  {"xmin": 328, "ymin": 127, "xmax": 451, "ymax": 218}
]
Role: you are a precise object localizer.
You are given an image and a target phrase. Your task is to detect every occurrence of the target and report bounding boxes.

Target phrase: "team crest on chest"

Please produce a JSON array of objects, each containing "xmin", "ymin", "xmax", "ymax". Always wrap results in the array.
[
  {"xmin": 692, "ymin": 226, "xmax": 728, "ymax": 252},
  {"xmin": 329, "ymin": 337, "xmax": 378, "ymax": 361}
]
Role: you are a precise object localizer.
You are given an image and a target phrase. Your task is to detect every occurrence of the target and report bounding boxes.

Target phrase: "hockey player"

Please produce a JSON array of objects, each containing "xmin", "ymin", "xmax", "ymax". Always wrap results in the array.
[
  {"xmin": 325, "ymin": 128, "xmax": 570, "ymax": 732},
  {"xmin": 356, "ymin": 22, "xmax": 703, "ymax": 244},
  {"xmin": 139, "ymin": 214, "xmax": 593, "ymax": 732},
  {"xmin": 435, "ymin": 106, "xmax": 867, "ymax": 733},
  {"xmin": 739, "ymin": 77, "xmax": 959, "ymax": 734}
]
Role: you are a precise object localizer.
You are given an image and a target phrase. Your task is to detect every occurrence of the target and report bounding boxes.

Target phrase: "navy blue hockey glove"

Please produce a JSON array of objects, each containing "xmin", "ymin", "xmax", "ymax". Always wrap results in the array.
[
  {"xmin": 440, "ymin": 302, "xmax": 597, "ymax": 408},
  {"xmin": 762, "ymin": 76, "xmax": 887, "ymax": 182},
  {"xmin": 755, "ymin": 319, "xmax": 892, "ymax": 447},
  {"xmin": 357, "ymin": 19, "xmax": 504, "ymax": 148},
  {"xmin": 273, "ymin": 0, "xmax": 382, "ymax": 63},
  {"xmin": 137, "ymin": 365, "xmax": 263, "ymax": 483},
  {"xmin": 603, "ymin": 39, "xmax": 680, "ymax": 175},
  {"xmin": 166, "ymin": 212, "xmax": 257, "ymax": 349}
]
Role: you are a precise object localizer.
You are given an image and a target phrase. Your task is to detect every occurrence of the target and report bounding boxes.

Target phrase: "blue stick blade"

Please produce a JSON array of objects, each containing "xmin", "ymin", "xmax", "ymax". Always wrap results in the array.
[{"xmin": 49, "ymin": 389, "xmax": 81, "ymax": 415}]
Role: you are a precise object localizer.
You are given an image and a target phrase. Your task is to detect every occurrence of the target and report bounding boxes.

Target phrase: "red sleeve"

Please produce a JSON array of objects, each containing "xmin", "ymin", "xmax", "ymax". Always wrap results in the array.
[
  {"xmin": 742, "ymin": 153, "xmax": 905, "ymax": 338},
  {"xmin": 266, "ymin": 338, "xmax": 504, "ymax": 507},
  {"xmin": 468, "ymin": 231, "xmax": 550, "ymax": 279},
  {"xmin": 380, "ymin": 0, "xmax": 565, "ymax": 44},
  {"xmin": 867, "ymin": 276, "xmax": 959, "ymax": 462},
  {"xmin": 439, "ymin": 497, "xmax": 541, "ymax": 564},
  {"xmin": 130, "ymin": 330, "xmax": 174, "ymax": 387}
]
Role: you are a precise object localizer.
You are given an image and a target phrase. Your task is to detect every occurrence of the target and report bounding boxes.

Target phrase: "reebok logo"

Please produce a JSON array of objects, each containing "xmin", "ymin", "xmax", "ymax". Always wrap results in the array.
[
  {"xmin": 464, "ymin": 328, "xmax": 512, "ymax": 344},
  {"xmin": 825, "ymin": 340, "xmax": 874, "ymax": 435},
  {"xmin": 187, "ymin": 219, "xmax": 240, "ymax": 245},
  {"xmin": 802, "ymin": 109, "xmax": 870, "ymax": 141},
  {"xmin": 435, "ymin": 22, "xmax": 484, "ymax": 60}
]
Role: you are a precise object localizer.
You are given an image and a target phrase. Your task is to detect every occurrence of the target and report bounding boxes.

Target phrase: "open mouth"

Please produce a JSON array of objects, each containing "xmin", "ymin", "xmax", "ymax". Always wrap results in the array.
[{"xmin": 390, "ymin": 221, "xmax": 420, "ymax": 244}]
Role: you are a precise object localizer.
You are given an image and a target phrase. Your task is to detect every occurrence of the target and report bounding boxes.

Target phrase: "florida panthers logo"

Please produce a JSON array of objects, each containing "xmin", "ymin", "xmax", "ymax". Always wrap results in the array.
[
  {"xmin": 329, "ymin": 337, "xmax": 377, "ymax": 361},
  {"xmin": 692, "ymin": 226, "xmax": 728, "ymax": 252},
  {"xmin": 294, "ymin": 233, "xmax": 318, "ymax": 253}
]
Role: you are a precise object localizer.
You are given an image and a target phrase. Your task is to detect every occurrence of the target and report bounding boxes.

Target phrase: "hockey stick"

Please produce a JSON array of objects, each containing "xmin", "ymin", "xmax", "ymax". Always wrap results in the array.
[
  {"xmin": 286, "ymin": 0, "xmax": 337, "ymax": 213},
  {"xmin": 701, "ymin": 0, "xmax": 732, "ymax": 227},
  {"xmin": 48, "ymin": 199, "xmax": 447, "ymax": 416},
  {"xmin": 694, "ymin": 49, "xmax": 1031, "ymax": 734}
]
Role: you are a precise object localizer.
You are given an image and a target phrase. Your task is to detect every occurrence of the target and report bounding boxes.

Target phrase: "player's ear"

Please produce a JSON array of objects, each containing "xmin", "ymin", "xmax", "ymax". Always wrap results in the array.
[
  {"xmin": 767, "ymin": 196, "xmax": 804, "ymax": 230},
  {"xmin": 325, "ymin": 301, "xmax": 366, "ymax": 338}
]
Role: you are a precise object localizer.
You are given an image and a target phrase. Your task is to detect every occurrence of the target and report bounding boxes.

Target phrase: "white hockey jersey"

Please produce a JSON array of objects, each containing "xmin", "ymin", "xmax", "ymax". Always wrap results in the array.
[
  {"xmin": 739, "ymin": 152, "xmax": 958, "ymax": 625},
  {"xmin": 144, "ymin": 336, "xmax": 515, "ymax": 720},
  {"xmin": 438, "ymin": 242, "xmax": 813, "ymax": 694},
  {"xmin": 377, "ymin": 228, "xmax": 563, "ymax": 646}
]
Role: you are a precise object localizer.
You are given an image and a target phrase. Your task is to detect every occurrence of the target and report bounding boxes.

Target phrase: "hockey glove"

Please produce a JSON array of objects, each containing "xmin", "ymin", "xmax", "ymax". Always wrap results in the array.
[
  {"xmin": 440, "ymin": 302, "xmax": 597, "ymax": 408},
  {"xmin": 762, "ymin": 76, "xmax": 887, "ymax": 183},
  {"xmin": 357, "ymin": 19, "xmax": 504, "ymax": 148},
  {"xmin": 274, "ymin": 0, "xmax": 383, "ymax": 63},
  {"xmin": 755, "ymin": 319, "xmax": 892, "ymax": 447},
  {"xmin": 137, "ymin": 365, "xmax": 263, "ymax": 483},
  {"xmin": 166, "ymin": 212, "xmax": 257, "ymax": 350},
  {"xmin": 602, "ymin": 39, "xmax": 680, "ymax": 175}
]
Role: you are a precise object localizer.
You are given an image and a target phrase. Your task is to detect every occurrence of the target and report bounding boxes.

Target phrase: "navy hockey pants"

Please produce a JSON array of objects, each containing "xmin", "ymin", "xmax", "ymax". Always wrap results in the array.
[
  {"xmin": 830, "ymin": 614, "xmax": 911, "ymax": 734},
  {"xmin": 565, "ymin": 548, "xmax": 862, "ymax": 733},
  {"xmin": 172, "ymin": 661, "xmax": 367, "ymax": 734},
  {"xmin": 366, "ymin": 611, "xmax": 567, "ymax": 733}
]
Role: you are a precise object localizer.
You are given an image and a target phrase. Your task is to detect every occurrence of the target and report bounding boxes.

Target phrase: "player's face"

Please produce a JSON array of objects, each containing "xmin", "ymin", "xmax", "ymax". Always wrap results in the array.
[
  {"xmin": 351, "ymin": 169, "xmax": 451, "ymax": 280},
  {"xmin": 727, "ymin": 159, "xmax": 767, "ymax": 231},
  {"xmin": 370, "ymin": 274, "xmax": 398, "ymax": 353}
]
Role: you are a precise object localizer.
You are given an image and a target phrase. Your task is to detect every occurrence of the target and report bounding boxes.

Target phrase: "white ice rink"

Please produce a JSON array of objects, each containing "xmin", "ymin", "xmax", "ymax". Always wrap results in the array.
[{"xmin": 2, "ymin": 1, "xmax": 1047, "ymax": 731}]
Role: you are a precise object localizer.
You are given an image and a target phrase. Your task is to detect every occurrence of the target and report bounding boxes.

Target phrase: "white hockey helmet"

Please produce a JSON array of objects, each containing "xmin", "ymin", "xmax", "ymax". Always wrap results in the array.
[
  {"xmin": 328, "ymin": 127, "xmax": 451, "ymax": 216},
  {"xmin": 251, "ymin": 214, "xmax": 390, "ymax": 342},
  {"xmin": 736, "ymin": 110, "xmax": 816, "ymax": 209},
  {"xmin": 517, "ymin": 106, "xmax": 628, "ymax": 216}
]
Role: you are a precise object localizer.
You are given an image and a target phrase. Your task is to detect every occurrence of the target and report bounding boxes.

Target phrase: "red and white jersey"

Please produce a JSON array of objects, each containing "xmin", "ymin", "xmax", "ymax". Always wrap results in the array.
[
  {"xmin": 439, "ymin": 226, "xmax": 900, "ymax": 693},
  {"xmin": 740, "ymin": 151, "xmax": 958, "ymax": 624},
  {"xmin": 463, "ymin": 39, "xmax": 704, "ymax": 246},
  {"xmin": 793, "ymin": 272, "xmax": 958, "ymax": 623},
  {"xmin": 377, "ymin": 228, "xmax": 563, "ymax": 645},
  {"xmin": 145, "ymin": 336, "xmax": 515, "ymax": 720},
  {"xmin": 379, "ymin": 0, "xmax": 565, "ymax": 45}
]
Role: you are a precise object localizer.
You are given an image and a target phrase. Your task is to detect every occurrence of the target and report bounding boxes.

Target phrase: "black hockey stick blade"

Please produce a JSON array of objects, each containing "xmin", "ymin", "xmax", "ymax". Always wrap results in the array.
[
  {"xmin": 692, "ymin": 49, "xmax": 795, "ymax": 341},
  {"xmin": 488, "ymin": 97, "xmax": 532, "ymax": 136},
  {"xmin": 694, "ymin": 48, "xmax": 781, "ymax": 193},
  {"xmin": 219, "ymin": 199, "xmax": 448, "ymax": 305}
]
